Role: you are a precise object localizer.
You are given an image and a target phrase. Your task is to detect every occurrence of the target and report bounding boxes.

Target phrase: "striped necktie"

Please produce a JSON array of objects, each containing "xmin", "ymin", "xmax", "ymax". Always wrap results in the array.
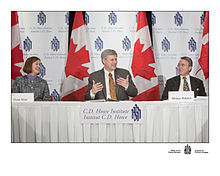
[{"xmin": 183, "ymin": 77, "xmax": 190, "ymax": 91}]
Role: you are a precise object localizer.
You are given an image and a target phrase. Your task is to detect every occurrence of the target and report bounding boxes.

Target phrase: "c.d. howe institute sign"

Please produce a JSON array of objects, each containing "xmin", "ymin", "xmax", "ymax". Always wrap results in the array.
[{"xmin": 80, "ymin": 102, "xmax": 143, "ymax": 124}]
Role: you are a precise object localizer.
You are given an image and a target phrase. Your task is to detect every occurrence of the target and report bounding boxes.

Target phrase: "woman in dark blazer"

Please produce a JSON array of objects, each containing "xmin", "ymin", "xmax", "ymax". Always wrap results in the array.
[{"xmin": 13, "ymin": 56, "xmax": 51, "ymax": 101}]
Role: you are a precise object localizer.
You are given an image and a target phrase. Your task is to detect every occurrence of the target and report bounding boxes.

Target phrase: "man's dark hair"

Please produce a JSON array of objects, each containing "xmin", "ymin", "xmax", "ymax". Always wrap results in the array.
[{"xmin": 181, "ymin": 56, "xmax": 193, "ymax": 67}]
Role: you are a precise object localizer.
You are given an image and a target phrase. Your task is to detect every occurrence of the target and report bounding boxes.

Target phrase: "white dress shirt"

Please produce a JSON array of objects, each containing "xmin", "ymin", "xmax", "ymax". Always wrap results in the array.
[
  {"xmin": 90, "ymin": 68, "xmax": 129, "ymax": 99},
  {"xmin": 179, "ymin": 75, "xmax": 191, "ymax": 91},
  {"xmin": 90, "ymin": 69, "xmax": 115, "ymax": 99}
]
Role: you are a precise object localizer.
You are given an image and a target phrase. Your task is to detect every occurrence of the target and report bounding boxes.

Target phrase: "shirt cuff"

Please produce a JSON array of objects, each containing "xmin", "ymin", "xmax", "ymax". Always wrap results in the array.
[
  {"xmin": 125, "ymin": 83, "xmax": 129, "ymax": 91},
  {"xmin": 90, "ymin": 89, "xmax": 95, "ymax": 99}
]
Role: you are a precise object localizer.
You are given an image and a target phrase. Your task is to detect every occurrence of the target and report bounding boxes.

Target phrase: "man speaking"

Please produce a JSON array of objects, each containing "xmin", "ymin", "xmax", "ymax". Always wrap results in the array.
[
  {"xmin": 85, "ymin": 49, "xmax": 138, "ymax": 101},
  {"xmin": 161, "ymin": 56, "xmax": 207, "ymax": 100}
]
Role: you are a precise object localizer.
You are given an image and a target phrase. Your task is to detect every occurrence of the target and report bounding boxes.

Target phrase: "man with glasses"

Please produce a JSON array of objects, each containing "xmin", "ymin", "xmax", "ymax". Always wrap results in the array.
[{"xmin": 161, "ymin": 56, "xmax": 207, "ymax": 100}]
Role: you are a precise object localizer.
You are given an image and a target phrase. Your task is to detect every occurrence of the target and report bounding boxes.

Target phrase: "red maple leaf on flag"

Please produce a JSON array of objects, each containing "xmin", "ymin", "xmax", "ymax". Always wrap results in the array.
[
  {"xmin": 131, "ymin": 38, "xmax": 157, "ymax": 80},
  {"xmin": 65, "ymin": 39, "xmax": 90, "ymax": 81},
  {"xmin": 198, "ymin": 43, "xmax": 209, "ymax": 79},
  {"xmin": 196, "ymin": 12, "xmax": 209, "ymax": 80},
  {"xmin": 11, "ymin": 45, "xmax": 24, "ymax": 80}
]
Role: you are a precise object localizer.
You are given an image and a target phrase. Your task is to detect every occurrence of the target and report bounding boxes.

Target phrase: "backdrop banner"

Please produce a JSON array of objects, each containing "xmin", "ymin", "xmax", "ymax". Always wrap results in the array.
[
  {"xmin": 151, "ymin": 12, "xmax": 205, "ymax": 96},
  {"xmin": 18, "ymin": 11, "xmax": 69, "ymax": 100},
  {"xmin": 15, "ymin": 11, "xmax": 207, "ymax": 100}
]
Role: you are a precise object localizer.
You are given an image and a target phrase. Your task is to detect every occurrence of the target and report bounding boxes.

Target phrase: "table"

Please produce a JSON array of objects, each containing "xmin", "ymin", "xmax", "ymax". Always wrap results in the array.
[{"xmin": 11, "ymin": 100, "xmax": 208, "ymax": 142}]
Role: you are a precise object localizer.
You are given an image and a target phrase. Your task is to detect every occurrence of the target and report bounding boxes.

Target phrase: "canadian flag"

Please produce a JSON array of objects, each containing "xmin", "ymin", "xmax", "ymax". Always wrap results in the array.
[
  {"xmin": 131, "ymin": 11, "xmax": 160, "ymax": 101},
  {"xmin": 11, "ymin": 11, "xmax": 24, "ymax": 86},
  {"xmin": 196, "ymin": 11, "xmax": 209, "ymax": 95},
  {"xmin": 60, "ymin": 12, "xmax": 90, "ymax": 101}
]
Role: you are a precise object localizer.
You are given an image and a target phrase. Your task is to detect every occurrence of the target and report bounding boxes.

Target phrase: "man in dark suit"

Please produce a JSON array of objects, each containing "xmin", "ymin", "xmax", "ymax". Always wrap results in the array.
[
  {"xmin": 85, "ymin": 49, "xmax": 138, "ymax": 101},
  {"xmin": 161, "ymin": 56, "xmax": 207, "ymax": 100}
]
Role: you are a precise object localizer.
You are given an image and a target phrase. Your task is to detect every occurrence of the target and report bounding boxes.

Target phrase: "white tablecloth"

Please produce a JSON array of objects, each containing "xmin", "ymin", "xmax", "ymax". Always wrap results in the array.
[{"xmin": 11, "ymin": 100, "xmax": 208, "ymax": 142}]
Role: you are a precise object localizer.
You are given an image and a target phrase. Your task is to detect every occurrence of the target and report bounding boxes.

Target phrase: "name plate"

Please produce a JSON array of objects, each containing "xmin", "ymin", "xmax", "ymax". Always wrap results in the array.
[
  {"xmin": 168, "ymin": 91, "xmax": 194, "ymax": 101},
  {"xmin": 80, "ymin": 103, "xmax": 143, "ymax": 124},
  {"xmin": 12, "ymin": 93, "xmax": 34, "ymax": 102}
]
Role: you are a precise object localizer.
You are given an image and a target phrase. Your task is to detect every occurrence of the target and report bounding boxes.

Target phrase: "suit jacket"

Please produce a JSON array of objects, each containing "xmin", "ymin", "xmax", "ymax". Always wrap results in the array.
[
  {"xmin": 85, "ymin": 68, "xmax": 138, "ymax": 101},
  {"xmin": 13, "ymin": 75, "xmax": 51, "ymax": 101},
  {"xmin": 161, "ymin": 75, "xmax": 207, "ymax": 100}
]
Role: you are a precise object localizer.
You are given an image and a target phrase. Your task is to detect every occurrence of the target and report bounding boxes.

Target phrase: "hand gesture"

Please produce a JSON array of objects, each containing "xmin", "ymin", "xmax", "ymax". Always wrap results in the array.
[
  {"xmin": 91, "ymin": 80, "xmax": 103, "ymax": 94},
  {"xmin": 117, "ymin": 75, "xmax": 129, "ymax": 88}
]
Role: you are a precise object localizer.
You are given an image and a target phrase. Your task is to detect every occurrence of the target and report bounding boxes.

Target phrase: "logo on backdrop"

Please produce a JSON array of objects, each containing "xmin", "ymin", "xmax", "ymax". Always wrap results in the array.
[
  {"xmin": 39, "ymin": 62, "xmax": 46, "ymax": 78},
  {"xmin": 188, "ymin": 37, "xmax": 197, "ymax": 52},
  {"xmin": 152, "ymin": 13, "xmax": 156, "ymax": 26},
  {"xmin": 184, "ymin": 144, "xmax": 191, "ymax": 154},
  {"xmin": 65, "ymin": 12, "xmax": 69, "ymax": 25},
  {"xmin": 51, "ymin": 36, "xmax": 60, "ymax": 52},
  {"xmin": 85, "ymin": 12, "xmax": 89, "ymax": 25},
  {"xmin": 136, "ymin": 12, "xmax": 138, "ymax": 23},
  {"xmin": 95, "ymin": 36, "xmax": 103, "ymax": 51},
  {"xmin": 37, "ymin": 11, "xmax": 46, "ymax": 25},
  {"xmin": 131, "ymin": 104, "xmax": 141, "ymax": 122},
  {"xmin": 23, "ymin": 36, "xmax": 32, "ymax": 52},
  {"xmin": 122, "ymin": 36, "xmax": 131, "ymax": 51},
  {"xmin": 51, "ymin": 89, "xmax": 60, "ymax": 101},
  {"xmin": 161, "ymin": 37, "xmax": 170, "ymax": 52},
  {"xmin": 108, "ymin": 11, "xmax": 117, "ymax": 25},
  {"xmin": 174, "ymin": 12, "xmax": 183, "ymax": 26},
  {"xmin": 200, "ymin": 13, "xmax": 205, "ymax": 25},
  {"xmin": 176, "ymin": 66, "xmax": 179, "ymax": 76}
]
